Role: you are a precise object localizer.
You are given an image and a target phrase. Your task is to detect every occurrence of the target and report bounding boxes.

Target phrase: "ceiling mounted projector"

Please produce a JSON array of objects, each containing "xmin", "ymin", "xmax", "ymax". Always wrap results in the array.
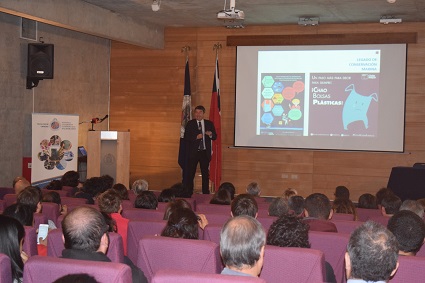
[{"xmin": 217, "ymin": 0, "xmax": 245, "ymax": 21}]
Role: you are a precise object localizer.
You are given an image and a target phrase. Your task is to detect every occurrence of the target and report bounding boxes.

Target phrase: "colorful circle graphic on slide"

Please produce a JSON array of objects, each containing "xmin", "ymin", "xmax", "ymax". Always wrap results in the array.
[
  {"xmin": 288, "ymin": 109, "xmax": 302, "ymax": 121},
  {"xmin": 37, "ymin": 135, "xmax": 74, "ymax": 170},
  {"xmin": 282, "ymin": 87, "xmax": 296, "ymax": 101},
  {"xmin": 293, "ymin": 81, "xmax": 305, "ymax": 93}
]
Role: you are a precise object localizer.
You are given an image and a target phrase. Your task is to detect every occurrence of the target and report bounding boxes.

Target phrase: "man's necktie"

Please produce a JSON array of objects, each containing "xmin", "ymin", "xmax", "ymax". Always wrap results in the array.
[{"xmin": 198, "ymin": 121, "xmax": 204, "ymax": 150}]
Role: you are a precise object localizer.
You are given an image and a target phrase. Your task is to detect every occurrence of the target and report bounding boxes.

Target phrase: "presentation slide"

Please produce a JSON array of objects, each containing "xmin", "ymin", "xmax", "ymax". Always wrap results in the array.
[{"xmin": 235, "ymin": 44, "xmax": 406, "ymax": 152}]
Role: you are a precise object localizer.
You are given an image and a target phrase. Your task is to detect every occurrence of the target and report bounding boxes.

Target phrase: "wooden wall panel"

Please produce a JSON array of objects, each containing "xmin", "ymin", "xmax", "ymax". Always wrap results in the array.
[{"xmin": 110, "ymin": 23, "xmax": 425, "ymax": 198}]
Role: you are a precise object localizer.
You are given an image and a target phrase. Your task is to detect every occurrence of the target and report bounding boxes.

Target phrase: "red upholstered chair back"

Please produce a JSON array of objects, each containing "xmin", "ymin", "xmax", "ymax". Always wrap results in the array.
[
  {"xmin": 152, "ymin": 269, "xmax": 267, "ymax": 283},
  {"xmin": 137, "ymin": 236, "xmax": 221, "ymax": 282},
  {"xmin": 416, "ymin": 244, "xmax": 425, "ymax": 257},
  {"xmin": 0, "ymin": 253, "xmax": 12, "ymax": 283},
  {"xmin": 3, "ymin": 194, "xmax": 17, "ymax": 207},
  {"xmin": 41, "ymin": 202, "xmax": 60, "ymax": 226},
  {"xmin": 122, "ymin": 208, "xmax": 164, "ymax": 221},
  {"xmin": 33, "ymin": 213, "xmax": 47, "ymax": 228},
  {"xmin": 191, "ymin": 193, "xmax": 213, "ymax": 205},
  {"xmin": 331, "ymin": 220, "xmax": 363, "ymax": 234},
  {"xmin": 260, "ymin": 246, "xmax": 325, "ymax": 283},
  {"xmin": 23, "ymin": 226, "xmax": 38, "ymax": 256},
  {"xmin": 127, "ymin": 220, "xmax": 166, "ymax": 263},
  {"xmin": 41, "ymin": 189, "xmax": 68, "ymax": 197},
  {"xmin": 309, "ymin": 231, "xmax": 350, "ymax": 283},
  {"xmin": 356, "ymin": 208, "xmax": 381, "ymax": 222},
  {"xmin": 47, "ymin": 229, "xmax": 124, "ymax": 263},
  {"xmin": 390, "ymin": 255, "xmax": 425, "ymax": 283},
  {"xmin": 203, "ymin": 213, "xmax": 230, "ymax": 225},
  {"xmin": 121, "ymin": 200, "xmax": 133, "ymax": 210},
  {"xmin": 61, "ymin": 186, "xmax": 77, "ymax": 197},
  {"xmin": 60, "ymin": 197, "xmax": 87, "ymax": 206},
  {"xmin": 257, "ymin": 215, "xmax": 277, "ymax": 230},
  {"xmin": 203, "ymin": 224, "xmax": 222, "ymax": 245},
  {"xmin": 332, "ymin": 213, "xmax": 356, "ymax": 221},
  {"xmin": 0, "ymin": 187, "xmax": 14, "ymax": 200},
  {"xmin": 196, "ymin": 203, "xmax": 230, "ymax": 214},
  {"xmin": 23, "ymin": 255, "xmax": 132, "ymax": 283},
  {"xmin": 368, "ymin": 215, "xmax": 390, "ymax": 226}
]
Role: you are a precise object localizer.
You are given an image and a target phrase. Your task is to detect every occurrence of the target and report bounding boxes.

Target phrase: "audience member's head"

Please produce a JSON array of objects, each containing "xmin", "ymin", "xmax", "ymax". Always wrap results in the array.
[
  {"xmin": 13, "ymin": 176, "xmax": 30, "ymax": 195},
  {"xmin": 60, "ymin": 170, "xmax": 80, "ymax": 188},
  {"xmin": 163, "ymin": 199, "xmax": 193, "ymax": 220},
  {"xmin": 332, "ymin": 198, "xmax": 357, "ymax": 220},
  {"xmin": 268, "ymin": 197, "xmax": 290, "ymax": 217},
  {"xmin": 17, "ymin": 186, "xmax": 42, "ymax": 213},
  {"xmin": 112, "ymin": 183, "xmax": 129, "ymax": 200},
  {"xmin": 53, "ymin": 273, "xmax": 99, "ymax": 283},
  {"xmin": 62, "ymin": 206, "xmax": 109, "ymax": 252},
  {"xmin": 375, "ymin": 187, "xmax": 393, "ymax": 208},
  {"xmin": 131, "ymin": 179, "xmax": 149, "ymax": 195},
  {"xmin": 381, "ymin": 194, "xmax": 402, "ymax": 216},
  {"xmin": 288, "ymin": 195, "xmax": 305, "ymax": 217},
  {"xmin": 100, "ymin": 175, "xmax": 114, "ymax": 191},
  {"xmin": 417, "ymin": 198, "xmax": 425, "ymax": 212},
  {"xmin": 170, "ymin": 182, "xmax": 191, "ymax": 198},
  {"xmin": 81, "ymin": 177, "xmax": 105, "ymax": 198},
  {"xmin": 399, "ymin": 199, "xmax": 424, "ymax": 218},
  {"xmin": 334, "ymin": 185, "xmax": 350, "ymax": 200},
  {"xmin": 98, "ymin": 189, "xmax": 122, "ymax": 214},
  {"xmin": 2, "ymin": 203, "xmax": 34, "ymax": 226},
  {"xmin": 42, "ymin": 191, "xmax": 62, "ymax": 205},
  {"xmin": 161, "ymin": 208, "xmax": 199, "ymax": 239},
  {"xmin": 358, "ymin": 193, "xmax": 378, "ymax": 209},
  {"xmin": 220, "ymin": 216, "xmax": 266, "ymax": 277},
  {"xmin": 345, "ymin": 221, "xmax": 399, "ymax": 282},
  {"xmin": 246, "ymin": 182, "xmax": 261, "ymax": 197},
  {"xmin": 0, "ymin": 215, "xmax": 26, "ymax": 282},
  {"xmin": 304, "ymin": 193, "xmax": 332, "ymax": 220},
  {"xmin": 134, "ymin": 191, "xmax": 158, "ymax": 210},
  {"xmin": 387, "ymin": 210, "xmax": 425, "ymax": 256},
  {"xmin": 283, "ymin": 188, "xmax": 297, "ymax": 200},
  {"xmin": 158, "ymin": 188, "xmax": 176, "ymax": 203},
  {"xmin": 210, "ymin": 189, "xmax": 231, "ymax": 205},
  {"xmin": 218, "ymin": 182, "xmax": 236, "ymax": 200},
  {"xmin": 231, "ymin": 194, "xmax": 258, "ymax": 218},
  {"xmin": 45, "ymin": 179, "xmax": 63, "ymax": 191},
  {"xmin": 267, "ymin": 214, "xmax": 310, "ymax": 248}
]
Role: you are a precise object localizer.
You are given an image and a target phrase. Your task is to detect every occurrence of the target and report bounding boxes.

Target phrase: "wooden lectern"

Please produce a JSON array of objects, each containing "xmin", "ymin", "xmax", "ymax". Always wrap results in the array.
[{"xmin": 87, "ymin": 131, "xmax": 130, "ymax": 187}]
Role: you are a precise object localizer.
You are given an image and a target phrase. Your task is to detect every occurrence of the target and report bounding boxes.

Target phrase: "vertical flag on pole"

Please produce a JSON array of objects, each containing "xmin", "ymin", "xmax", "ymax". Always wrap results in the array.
[
  {"xmin": 178, "ymin": 57, "xmax": 192, "ymax": 183},
  {"xmin": 209, "ymin": 54, "xmax": 222, "ymax": 190}
]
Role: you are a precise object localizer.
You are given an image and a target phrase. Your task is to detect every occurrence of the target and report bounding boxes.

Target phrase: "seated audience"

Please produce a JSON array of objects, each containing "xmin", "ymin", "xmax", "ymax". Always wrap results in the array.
[
  {"xmin": 74, "ymin": 177, "xmax": 105, "ymax": 204},
  {"xmin": 268, "ymin": 197, "xmax": 290, "ymax": 217},
  {"xmin": 357, "ymin": 193, "xmax": 378, "ymax": 209},
  {"xmin": 42, "ymin": 191, "xmax": 67, "ymax": 216},
  {"xmin": 231, "ymin": 194, "xmax": 258, "ymax": 218},
  {"xmin": 112, "ymin": 183, "xmax": 129, "ymax": 200},
  {"xmin": 387, "ymin": 210, "xmax": 425, "ymax": 256},
  {"xmin": 0, "ymin": 215, "xmax": 27, "ymax": 283},
  {"xmin": 61, "ymin": 206, "xmax": 147, "ymax": 283},
  {"xmin": 345, "ymin": 221, "xmax": 399, "ymax": 283},
  {"xmin": 158, "ymin": 188, "xmax": 176, "ymax": 203},
  {"xmin": 17, "ymin": 186, "xmax": 42, "ymax": 214},
  {"xmin": 375, "ymin": 187, "xmax": 393, "ymax": 209},
  {"xmin": 267, "ymin": 215, "xmax": 336, "ymax": 283},
  {"xmin": 3, "ymin": 203, "xmax": 34, "ymax": 226},
  {"xmin": 220, "ymin": 215, "xmax": 265, "ymax": 277},
  {"xmin": 209, "ymin": 189, "xmax": 231, "ymax": 205},
  {"xmin": 170, "ymin": 182, "xmax": 191, "ymax": 198},
  {"xmin": 45, "ymin": 179, "xmax": 63, "ymax": 191},
  {"xmin": 246, "ymin": 182, "xmax": 261, "ymax": 197},
  {"xmin": 163, "ymin": 199, "xmax": 193, "ymax": 220},
  {"xmin": 288, "ymin": 195, "xmax": 305, "ymax": 217},
  {"xmin": 98, "ymin": 189, "xmax": 129, "ymax": 255},
  {"xmin": 131, "ymin": 179, "xmax": 149, "ymax": 195},
  {"xmin": 134, "ymin": 191, "xmax": 158, "ymax": 210},
  {"xmin": 332, "ymin": 198, "xmax": 357, "ymax": 220},
  {"xmin": 60, "ymin": 170, "xmax": 81, "ymax": 196},
  {"xmin": 399, "ymin": 199, "xmax": 424, "ymax": 218},
  {"xmin": 334, "ymin": 185, "xmax": 350, "ymax": 200},
  {"xmin": 13, "ymin": 176, "xmax": 30, "ymax": 195},
  {"xmin": 303, "ymin": 193, "xmax": 337, "ymax": 232},
  {"xmin": 380, "ymin": 194, "xmax": 402, "ymax": 217},
  {"xmin": 283, "ymin": 188, "xmax": 297, "ymax": 200},
  {"xmin": 100, "ymin": 174, "xmax": 114, "ymax": 191},
  {"xmin": 218, "ymin": 182, "xmax": 236, "ymax": 200},
  {"xmin": 161, "ymin": 207, "xmax": 207, "ymax": 239}
]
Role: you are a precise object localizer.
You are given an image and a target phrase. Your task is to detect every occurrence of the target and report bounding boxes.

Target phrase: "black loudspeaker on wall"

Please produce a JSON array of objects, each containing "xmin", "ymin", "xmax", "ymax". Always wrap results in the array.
[{"xmin": 26, "ymin": 43, "xmax": 54, "ymax": 89}]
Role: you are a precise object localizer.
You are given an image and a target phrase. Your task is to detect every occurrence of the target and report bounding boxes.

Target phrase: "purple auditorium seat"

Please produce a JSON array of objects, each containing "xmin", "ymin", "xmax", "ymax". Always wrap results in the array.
[
  {"xmin": 332, "ymin": 213, "xmax": 356, "ymax": 221},
  {"xmin": 41, "ymin": 202, "xmax": 60, "ymax": 227},
  {"xmin": 121, "ymin": 200, "xmax": 133, "ymax": 211},
  {"xmin": 122, "ymin": 208, "xmax": 164, "ymax": 221},
  {"xmin": 0, "ymin": 187, "xmax": 14, "ymax": 200},
  {"xmin": 196, "ymin": 203, "xmax": 230, "ymax": 214},
  {"xmin": 191, "ymin": 193, "xmax": 213, "ymax": 205},
  {"xmin": 260, "ymin": 246, "xmax": 326, "ymax": 283},
  {"xmin": 61, "ymin": 186, "xmax": 77, "ymax": 197},
  {"xmin": 60, "ymin": 197, "xmax": 87, "ymax": 206},
  {"xmin": 23, "ymin": 226, "xmax": 38, "ymax": 256},
  {"xmin": 33, "ymin": 212, "xmax": 47, "ymax": 228},
  {"xmin": 152, "ymin": 269, "xmax": 267, "ymax": 283},
  {"xmin": 157, "ymin": 202, "xmax": 168, "ymax": 211},
  {"xmin": 331, "ymin": 220, "xmax": 363, "ymax": 234},
  {"xmin": 127, "ymin": 220, "xmax": 166, "ymax": 263},
  {"xmin": 389, "ymin": 255, "xmax": 425, "ymax": 283},
  {"xmin": 203, "ymin": 224, "xmax": 222, "ymax": 245},
  {"xmin": 368, "ymin": 215, "xmax": 390, "ymax": 227},
  {"xmin": 41, "ymin": 188, "xmax": 68, "ymax": 197},
  {"xmin": 203, "ymin": 213, "xmax": 230, "ymax": 225},
  {"xmin": 309, "ymin": 231, "xmax": 350, "ymax": 283},
  {"xmin": 3, "ymin": 194, "xmax": 17, "ymax": 207},
  {"xmin": 47, "ymin": 229, "xmax": 124, "ymax": 263},
  {"xmin": 0, "ymin": 253, "xmax": 12, "ymax": 283},
  {"xmin": 137, "ymin": 236, "xmax": 221, "ymax": 282},
  {"xmin": 416, "ymin": 244, "xmax": 425, "ymax": 257},
  {"xmin": 128, "ymin": 191, "xmax": 137, "ymax": 203},
  {"xmin": 257, "ymin": 215, "xmax": 277, "ymax": 230},
  {"xmin": 356, "ymin": 208, "xmax": 381, "ymax": 222},
  {"xmin": 23, "ymin": 255, "xmax": 132, "ymax": 283}
]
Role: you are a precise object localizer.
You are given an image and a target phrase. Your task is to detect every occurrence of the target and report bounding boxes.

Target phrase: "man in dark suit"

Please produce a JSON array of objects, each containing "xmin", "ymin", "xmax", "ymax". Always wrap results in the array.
[{"xmin": 184, "ymin": 105, "xmax": 217, "ymax": 195}]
